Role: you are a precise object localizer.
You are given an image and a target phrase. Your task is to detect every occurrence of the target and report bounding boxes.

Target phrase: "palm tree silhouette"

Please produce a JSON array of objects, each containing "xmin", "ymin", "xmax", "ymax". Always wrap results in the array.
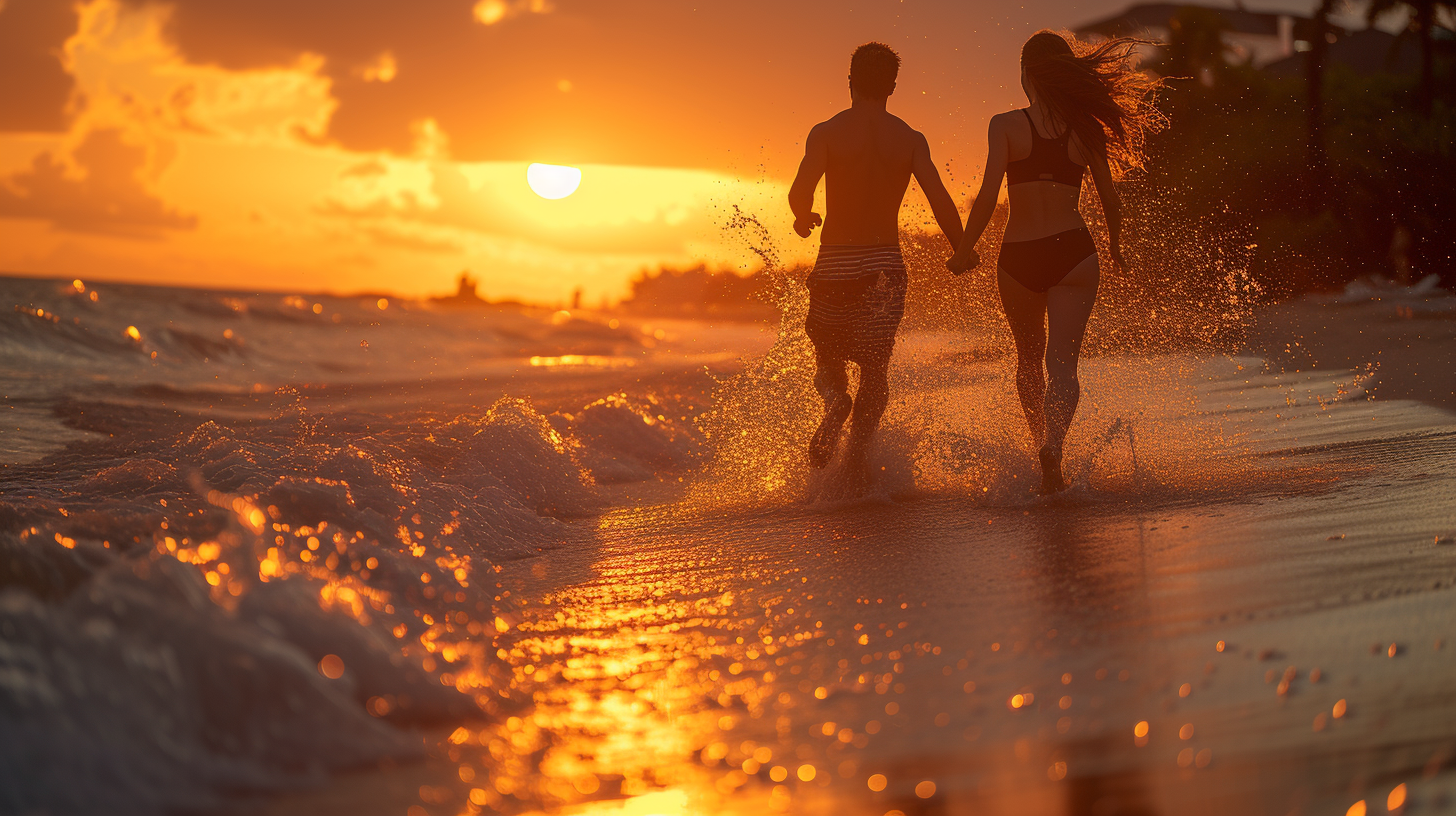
[
  {"xmin": 1162, "ymin": 6, "xmax": 1233, "ymax": 83},
  {"xmin": 1366, "ymin": 0, "xmax": 1454, "ymax": 116},
  {"xmin": 1306, "ymin": 0, "xmax": 1339, "ymax": 194}
]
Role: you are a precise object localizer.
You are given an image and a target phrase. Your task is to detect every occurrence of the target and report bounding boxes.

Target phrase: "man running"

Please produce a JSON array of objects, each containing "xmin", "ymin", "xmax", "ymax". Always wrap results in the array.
[{"xmin": 789, "ymin": 42, "xmax": 965, "ymax": 477}]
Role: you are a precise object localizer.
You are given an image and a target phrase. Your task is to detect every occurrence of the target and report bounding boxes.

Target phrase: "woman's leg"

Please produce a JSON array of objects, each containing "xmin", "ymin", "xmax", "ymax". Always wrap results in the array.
[
  {"xmin": 997, "ymin": 268, "xmax": 1049, "ymax": 447},
  {"xmin": 1040, "ymin": 253, "xmax": 1100, "ymax": 491}
]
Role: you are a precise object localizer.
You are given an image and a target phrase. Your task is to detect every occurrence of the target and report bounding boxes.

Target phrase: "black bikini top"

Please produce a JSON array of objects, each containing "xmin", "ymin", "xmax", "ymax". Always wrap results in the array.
[{"xmin": 1006, "ymin": 109, "xmax": 1085, "ymax": 188}]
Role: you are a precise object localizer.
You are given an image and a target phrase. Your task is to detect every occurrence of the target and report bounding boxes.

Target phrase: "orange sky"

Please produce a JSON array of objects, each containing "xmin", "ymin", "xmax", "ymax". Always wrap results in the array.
[{"xmin": 0, "ymin": 0, "xmax": 1339, "ymax": 303}]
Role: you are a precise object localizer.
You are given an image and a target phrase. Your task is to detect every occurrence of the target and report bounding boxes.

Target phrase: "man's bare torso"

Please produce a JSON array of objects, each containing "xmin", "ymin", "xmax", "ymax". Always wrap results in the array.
[{"xmin": 815, "ymin": 108, "xmax": 921, "ymax": 246}]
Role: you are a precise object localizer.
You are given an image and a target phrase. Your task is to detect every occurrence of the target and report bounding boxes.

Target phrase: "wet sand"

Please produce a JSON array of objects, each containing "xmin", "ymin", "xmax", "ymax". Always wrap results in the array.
[
  {"xmin": 260, "ymin": 302, "xmax": 1456, "ymax": 816},
  {"xmin": 269, "ymin": 449, "xmax": 1456, "ymax": 815},
  {"xmin": 1248, "ymin": 289, "xmax": 1456, "ymax": 410}
]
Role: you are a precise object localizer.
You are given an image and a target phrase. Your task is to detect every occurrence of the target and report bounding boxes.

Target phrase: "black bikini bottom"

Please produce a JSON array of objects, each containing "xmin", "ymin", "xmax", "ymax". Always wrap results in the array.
[{"xmin": 998, "ymin": 228, "xmax": 1097, "ymax": 293}]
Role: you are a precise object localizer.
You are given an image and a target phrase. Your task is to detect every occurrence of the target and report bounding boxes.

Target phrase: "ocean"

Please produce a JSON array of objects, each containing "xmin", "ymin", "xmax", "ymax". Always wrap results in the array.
[{"xmin": 2, "ymin": 269, "xmax": 1454, "ymax": 815}]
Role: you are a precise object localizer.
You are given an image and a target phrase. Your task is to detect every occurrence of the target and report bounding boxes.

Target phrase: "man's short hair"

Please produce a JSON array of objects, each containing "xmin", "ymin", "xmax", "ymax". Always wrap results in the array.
[{"xmin": 849, "ymin": 42, "xmax": 900, "ymax": 100}]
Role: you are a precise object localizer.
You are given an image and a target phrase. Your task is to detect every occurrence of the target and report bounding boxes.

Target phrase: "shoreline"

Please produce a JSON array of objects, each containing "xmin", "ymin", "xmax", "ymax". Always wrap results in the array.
[{"xmin": 1246, "ymin": 290, "xmax": 1456, "ymax": 412}]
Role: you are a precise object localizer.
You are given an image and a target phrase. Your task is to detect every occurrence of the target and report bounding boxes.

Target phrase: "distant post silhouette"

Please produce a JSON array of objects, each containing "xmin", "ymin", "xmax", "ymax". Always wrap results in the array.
[{"xmin": 456, "ymin": 272, "xmax": 478, "ymax": 299}]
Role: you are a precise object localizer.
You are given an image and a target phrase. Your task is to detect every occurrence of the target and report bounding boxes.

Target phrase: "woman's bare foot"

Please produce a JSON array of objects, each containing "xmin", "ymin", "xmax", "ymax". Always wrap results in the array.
[
  {"xmin": 809, "ymin": 394, "xmax": 852, "ymax": 468},
  {"xmin": 1038, "ymin": 444, "xmax": 1066, "ymax": 494}
]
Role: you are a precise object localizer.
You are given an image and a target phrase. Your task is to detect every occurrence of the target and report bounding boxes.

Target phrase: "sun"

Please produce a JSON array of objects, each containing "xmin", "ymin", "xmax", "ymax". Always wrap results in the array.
[{"xmin": 526, "ymin": 163, "xmax": 582, "ymax": 199}]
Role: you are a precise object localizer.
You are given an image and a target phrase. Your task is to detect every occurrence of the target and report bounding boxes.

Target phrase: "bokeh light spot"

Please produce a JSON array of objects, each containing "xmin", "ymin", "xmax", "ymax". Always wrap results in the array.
[{"xmin": 318, "ymin": 654, "xmax": 344, "ymax": 679}]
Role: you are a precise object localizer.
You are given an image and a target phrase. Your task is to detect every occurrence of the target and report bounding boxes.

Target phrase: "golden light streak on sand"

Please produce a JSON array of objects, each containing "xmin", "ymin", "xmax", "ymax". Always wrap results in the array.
[{"xmin": 529, "ymin": 355, "xmax": 637, "ymax": 369}]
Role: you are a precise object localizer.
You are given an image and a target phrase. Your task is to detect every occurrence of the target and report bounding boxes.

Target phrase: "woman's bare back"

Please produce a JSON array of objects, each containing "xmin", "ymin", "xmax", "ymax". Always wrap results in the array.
[{"xmin": 999, "ymin": 106, "xmax": 1090, "ymax": 243}]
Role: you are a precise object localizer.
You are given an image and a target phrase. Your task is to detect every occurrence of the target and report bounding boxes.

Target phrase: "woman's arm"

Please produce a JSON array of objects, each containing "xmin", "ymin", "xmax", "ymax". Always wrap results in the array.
[
  {"xmin": 1079, "ymin": 135, "xmax": 1125, "ymax": 271},
  {"xmin": 947, "ymin": 115, "xmax": 1010, "ymax": 275}
]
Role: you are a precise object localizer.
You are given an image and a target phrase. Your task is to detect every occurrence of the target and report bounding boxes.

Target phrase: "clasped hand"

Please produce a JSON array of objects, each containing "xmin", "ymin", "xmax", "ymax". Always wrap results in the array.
[
  {"xmin": 946, "ymin": 246, "xmax": 979, "ymax": 275},
  {"xmin": 1109, "ymin": 244, "xmax": 1128, "ymax": 274}
]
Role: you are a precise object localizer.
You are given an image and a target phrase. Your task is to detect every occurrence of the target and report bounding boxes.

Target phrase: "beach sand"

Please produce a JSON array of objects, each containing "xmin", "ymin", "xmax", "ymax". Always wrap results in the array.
[{"xmin": 1249, "ymin": 286, "xmax": 1456, "ymax": 410}]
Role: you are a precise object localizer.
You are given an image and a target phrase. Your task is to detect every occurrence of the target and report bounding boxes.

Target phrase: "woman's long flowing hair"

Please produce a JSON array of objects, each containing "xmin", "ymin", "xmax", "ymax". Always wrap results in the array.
[{"xmin": 1021, "ymin": 30, "xmax": 1166, "ymax": 177}]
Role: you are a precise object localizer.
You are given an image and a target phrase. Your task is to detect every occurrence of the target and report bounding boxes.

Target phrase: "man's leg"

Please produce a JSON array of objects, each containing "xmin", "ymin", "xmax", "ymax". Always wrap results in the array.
[
  {"xmin": 809, "ymin": 343, "xmax": 853, "ymax": 468},
  {"xmin": 839, "ymin": 263, "xmax": 904, "ymax": 475},
  {"xmin": 843, "ymin": 350, "xmax": 890, "ymax": 463}
]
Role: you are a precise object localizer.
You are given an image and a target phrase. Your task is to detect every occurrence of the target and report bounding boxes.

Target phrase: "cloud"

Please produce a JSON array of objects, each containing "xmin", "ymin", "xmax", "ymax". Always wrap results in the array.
[
  {"xmin": 0, "ymin": 128, "xmax": 197, "ymax": 235},
  {"xmin": 0, "ymin": 0, "xmax": 332, "ymax": 236},
  {"xmin": 322, "ymin": 155, "xmax": 439, "ymax": 216},
  {"xmin": 361, "ymin": 223, "xmax": 463, "ymax": 255},
  {"xmin": 65, "ymin": 1, "xmax": 336, "ymax": 147},
  {"xmin": 472, "ymin": 0, "xmax": 551, "ymax": 26},
  {"xmin": 99, "ymin": 0, "xmax": 816, "ymax": 167},
  {"xmin": 340, "ymin": 159, "xmax": 387, "ymax": 178},
  {"xmin": 317, "ymin": 150, "xmax": 790, "ymax": 259},
  {"xmin": 356, "ymin": 50, "xmax": 396, "ymax": 83},
  {"xmin": 9, "ymin": 0, "xmax": 1077, "ymax": 177},
  {"xmin": 0, "ymin": 0, "xmax": 79, "ymax": 132}
]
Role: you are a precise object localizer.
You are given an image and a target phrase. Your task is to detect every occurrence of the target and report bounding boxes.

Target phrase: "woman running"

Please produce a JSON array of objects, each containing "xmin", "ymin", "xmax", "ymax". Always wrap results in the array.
[{"xmin": 947, "ymin": 30, "xmax": 1163, "ymax": 493}]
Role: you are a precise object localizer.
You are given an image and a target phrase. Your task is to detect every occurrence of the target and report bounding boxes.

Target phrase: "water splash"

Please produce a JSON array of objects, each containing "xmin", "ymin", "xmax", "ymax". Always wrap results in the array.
[
  {"xmin": 696, "ymin": 187, "xmax": 1278, "ymax": 507},
  {"xmin": 690, "ymin": 208, "xmax": 819, "ymax": 504}
]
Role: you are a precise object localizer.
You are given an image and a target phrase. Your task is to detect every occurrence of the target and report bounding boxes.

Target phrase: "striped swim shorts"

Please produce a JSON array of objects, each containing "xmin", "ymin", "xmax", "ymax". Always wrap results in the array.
[{"xmin": 804, "ymin": 244, "xmax": 907, "ymax": 362}]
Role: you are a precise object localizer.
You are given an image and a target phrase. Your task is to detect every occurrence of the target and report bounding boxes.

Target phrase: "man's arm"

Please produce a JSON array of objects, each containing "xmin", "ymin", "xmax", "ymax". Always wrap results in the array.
[
  {"xmin": 947, "ymin": 115, "xmax": 1010, "ymax": 274},
  {"xmin": 911, "ymin": 132, "xmax": 965, "ymax": 251},
  {"xmin": 788, "ymin": 124, "xmax": 828, "ymax": 237}
]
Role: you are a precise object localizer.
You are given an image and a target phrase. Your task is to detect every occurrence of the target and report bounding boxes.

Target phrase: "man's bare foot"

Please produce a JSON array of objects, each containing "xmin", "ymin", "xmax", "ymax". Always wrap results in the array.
[
  {"xmin": 809, "ymin": 394, "xmax": 852, "ymax": 468},
  {"xmin": 1039, "ymin": 444, "xmax": 1066, "ymax": 494},
  {"xmin": 841, "ymin": 444, "xmax": 872, "ymax": 495}
]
